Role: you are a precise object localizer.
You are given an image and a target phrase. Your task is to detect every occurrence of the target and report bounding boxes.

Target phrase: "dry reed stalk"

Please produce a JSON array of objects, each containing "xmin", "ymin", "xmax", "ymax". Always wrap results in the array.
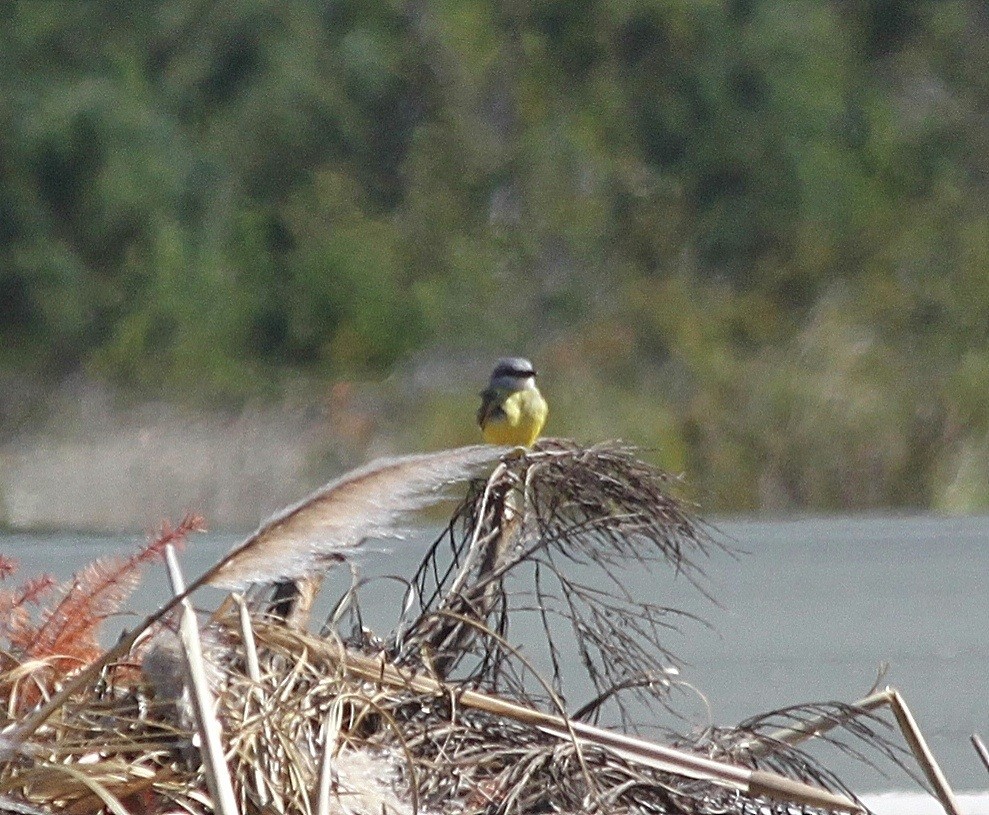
[
  {"xmin": 971, "ymin": 734, "xmax": 989, "ymax": 777},
  {"xmin": 164, "ymin": 544, "xmax": 240, "ymax": 815},
  {"xmin": 885, "ymin": 689, "xmax": 961, "ymax": 815},
  {"xmin": 234, "ymin": 593, "xmax": 269, "ymax": 808}
]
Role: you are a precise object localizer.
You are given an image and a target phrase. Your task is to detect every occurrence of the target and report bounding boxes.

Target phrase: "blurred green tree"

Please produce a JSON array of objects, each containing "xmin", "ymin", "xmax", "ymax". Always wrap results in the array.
[{"xmin": 2, "ymin": 0, "xmax": 988, "ymax": 509}]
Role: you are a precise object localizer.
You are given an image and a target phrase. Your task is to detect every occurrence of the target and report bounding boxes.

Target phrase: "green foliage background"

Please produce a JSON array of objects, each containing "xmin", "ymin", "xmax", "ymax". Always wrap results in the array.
[{"xmin": 3, "ymin": 0, "xmax": 989, "ymax": 512}]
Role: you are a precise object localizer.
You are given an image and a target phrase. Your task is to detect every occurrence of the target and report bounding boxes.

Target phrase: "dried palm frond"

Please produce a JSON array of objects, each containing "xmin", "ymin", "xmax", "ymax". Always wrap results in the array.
[
  {"xmin": 394, "ymin": 439, "xmax": 725, "ymax": 724},
  {"xmin": 732, "ymin": 702, "xmax": 915, "ymax": 780},
  {"xmin": 678, "ymin": 703, "xmax": 912, "ymax": 811}
]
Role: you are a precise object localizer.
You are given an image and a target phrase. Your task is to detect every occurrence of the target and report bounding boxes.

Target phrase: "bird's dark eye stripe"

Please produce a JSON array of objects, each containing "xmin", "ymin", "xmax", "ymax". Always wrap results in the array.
[{"xmin": 499, "ymin": 366, "xmax": 535, "ymax": 377}]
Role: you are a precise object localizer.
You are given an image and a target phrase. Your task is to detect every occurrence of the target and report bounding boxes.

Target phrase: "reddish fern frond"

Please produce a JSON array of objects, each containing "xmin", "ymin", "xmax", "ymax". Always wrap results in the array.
[
  {"xmin": 0, "ymin": 555, "xmax": 17, "ymax": 580},
  {"xmin": 145, "ymin": 513, "xmax": 206, "ymax": 558},
  {"xmin": 26, "ymin": 515, "xmax": 207, "ymax": 663},
  {"xmin": 0, "ymin": 574, "xmax": 57, "ymax": 650},
  {"xmin": 0, "ymin": 604, "xmax": 33, "ymax": 650},
  {"xmin": 17, "ymin": 574, "xmax": 57, "ymax": 605},
  {"xmin": 26, "ymin": 559, "xmax": 142, "ymax": 662}
]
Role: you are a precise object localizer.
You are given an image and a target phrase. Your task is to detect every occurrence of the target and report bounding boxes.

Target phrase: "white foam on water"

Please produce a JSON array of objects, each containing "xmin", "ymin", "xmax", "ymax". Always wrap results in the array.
[{"xmin": 861, "ymin": 791, "xmax": 989, "ymax": 815}]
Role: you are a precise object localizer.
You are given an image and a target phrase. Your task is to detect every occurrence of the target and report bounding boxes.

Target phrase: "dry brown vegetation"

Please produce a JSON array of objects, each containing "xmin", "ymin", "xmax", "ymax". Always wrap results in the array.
[{"xmin": 0, "ymin": 442, "xmax": 952, "ymax": 814}]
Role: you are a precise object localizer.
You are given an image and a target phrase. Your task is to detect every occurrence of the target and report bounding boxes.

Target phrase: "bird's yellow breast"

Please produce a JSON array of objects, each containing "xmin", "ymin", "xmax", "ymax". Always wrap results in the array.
[{"xmin": 481, "ymin": 388, "xmax": 548, "ymax": 447}]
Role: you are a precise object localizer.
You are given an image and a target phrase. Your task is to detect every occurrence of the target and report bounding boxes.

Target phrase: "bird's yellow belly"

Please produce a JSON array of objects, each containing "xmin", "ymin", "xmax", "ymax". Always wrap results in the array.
[{"xmin": 482, "ymin": 389, "xmax": 548, "ymax": 447}]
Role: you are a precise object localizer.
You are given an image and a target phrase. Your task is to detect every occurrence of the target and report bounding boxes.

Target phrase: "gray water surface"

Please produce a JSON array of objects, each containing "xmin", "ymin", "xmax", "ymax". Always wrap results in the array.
[{"xmin": 2, "ymin": 514, "xmax": 987, "ymax": 792}]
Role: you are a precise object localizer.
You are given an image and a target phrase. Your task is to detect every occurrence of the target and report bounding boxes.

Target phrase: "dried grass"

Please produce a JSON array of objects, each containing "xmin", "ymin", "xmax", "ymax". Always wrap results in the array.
[{"xmin": 0, "ymin": 441, "xmax": 920, "ymax": 814}]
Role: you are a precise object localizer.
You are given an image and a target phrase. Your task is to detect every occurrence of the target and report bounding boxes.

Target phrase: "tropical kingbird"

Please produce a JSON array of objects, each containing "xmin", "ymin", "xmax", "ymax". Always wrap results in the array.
[{"xmin": 477, "ymin": 357, "xmax": 548, "ymax": 446}]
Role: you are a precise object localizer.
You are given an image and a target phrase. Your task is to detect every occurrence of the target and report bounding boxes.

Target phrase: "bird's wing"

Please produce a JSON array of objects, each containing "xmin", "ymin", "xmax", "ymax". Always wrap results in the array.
[{"xmin": 477, "ymin": 387, "xmax": 506, "ymax": 427}]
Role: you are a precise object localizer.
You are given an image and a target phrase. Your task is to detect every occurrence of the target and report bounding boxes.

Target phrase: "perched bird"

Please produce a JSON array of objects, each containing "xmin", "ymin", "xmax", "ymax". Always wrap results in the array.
[{"xmin": 477, "ymin": 357, "xmax": 548, "ymax": 447}]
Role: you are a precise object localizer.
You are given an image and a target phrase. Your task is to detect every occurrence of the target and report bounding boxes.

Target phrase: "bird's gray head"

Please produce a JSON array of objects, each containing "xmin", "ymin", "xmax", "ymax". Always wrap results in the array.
[{"xmin": 489, "ymin": 357, "xmax": 538, "ymax": 390}]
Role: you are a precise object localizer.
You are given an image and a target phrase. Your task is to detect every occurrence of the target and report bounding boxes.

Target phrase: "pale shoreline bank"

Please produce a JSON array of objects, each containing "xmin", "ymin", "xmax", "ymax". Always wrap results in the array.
[{"xmin": 0, "ymin": 404, "xmax": 354, "ymax": 532}]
